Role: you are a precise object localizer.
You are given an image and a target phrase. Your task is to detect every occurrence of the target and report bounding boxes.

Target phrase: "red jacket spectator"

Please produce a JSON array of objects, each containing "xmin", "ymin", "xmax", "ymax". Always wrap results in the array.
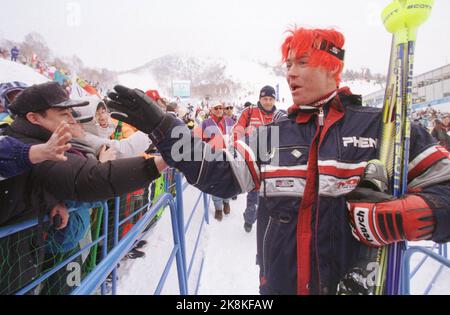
[{"xmin": 232, "ymin": 102, "xmax": 285, "ymax": 140}]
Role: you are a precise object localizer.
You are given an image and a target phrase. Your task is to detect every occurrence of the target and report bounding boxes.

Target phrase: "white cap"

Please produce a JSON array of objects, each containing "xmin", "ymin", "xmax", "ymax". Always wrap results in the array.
[{"xmin": 71, "ymin": 96, "xmax": 106, "ymax": 123}]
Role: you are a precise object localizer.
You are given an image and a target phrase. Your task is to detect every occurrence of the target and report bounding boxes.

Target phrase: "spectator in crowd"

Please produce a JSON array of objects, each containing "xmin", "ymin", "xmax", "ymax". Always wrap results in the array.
[
  {"xmin": 244, "ymin": 101, "xmax": 252, "ymax": 107},
  {"xmin": 0, "ymin": 121, "xmax": 72, "ymax": 294},
  {"xmin": 145, "ymin": 89, "xmax": 167, "ymax": 111},
  {"xmin": 431, "ymin": 119, "xmax": 450, "ymax": 150},
  {"xmin": 1, "ymin": 121, "xmax": 72, "ymax": 180},
  {"xmin": 53, "ymin": 69, "xmax": 66, "ymax": 85},
  {"xmin": 166, "ymin": 102, "xmax": 178, "ymax": 116},
  {"xmin": 71, "ymin": 96, "xmax": 151, "ymax": 159},
  {"xmin": 0, "ymin": 48, "xmax": 8, "ymax": 59},
  {"xmin": 90, "ymin": 99, "xmax": 116, "ymax": 138},
  {"xmin": 232, "ymin": 85, "xmax": 285, "ymax": 233},
  {"xmin": 5, "ymin": 81, "xmax": 167, "ymax": 212},
  {"xmin": 47, "ymin": 65, "xmax": 56, "ymax": 80},
  {"xmin": 195, "ymin": 107, "xmax": 207, "ymax": 125},
  {"xmin": 39, "ymin": 200, "xmax": 96, "ymax": 294},
  {"xmin": 224, "ymin": 103, "xmax": 237, "ymax": 122},
  {"xmin": 75, "ymin": 95, "xmax": 157, "ymax": 259},
  {"xmin": 10, "ymin": 46, "xmax": 19, "ymax": 62},
  {"xmin": 0, "ymin": 81, "xmax": 29, "ymax": 125},
  {"xmin": 62, "ymin": 80, "xmax": 72, "ymax": 96},
  {"xmin": 67, "ymin": 110, "xmax": 117, "ymax": 163},
  {"xmin": 444, "ymin": 115, "xmax": 450, "ymax": 134},
  {"xmin": 224, "ymin": 103, "xmax": 238, "ymax": 201},
  {"xmin": 1, "ymin": 83, "xmax": 167, "ymax": 291},
  {"xmin": 199, "ymin": 102, "xmax": 235, "ymax": 221}
]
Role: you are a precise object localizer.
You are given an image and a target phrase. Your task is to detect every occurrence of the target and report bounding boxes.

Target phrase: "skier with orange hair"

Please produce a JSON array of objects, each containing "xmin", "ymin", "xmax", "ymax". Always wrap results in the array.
[{"xmin": 106, "ymin": 26, "xmax": 450, "ymax": 294}]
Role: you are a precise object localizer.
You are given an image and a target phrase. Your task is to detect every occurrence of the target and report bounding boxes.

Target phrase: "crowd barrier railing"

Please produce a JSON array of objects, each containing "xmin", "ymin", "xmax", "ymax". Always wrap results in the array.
[
  {"xmin": 400, "ymin": 243, "xmax": 450, "ymax": 295},
  {"xmin": 0, "ymin": 169, "xmax": 210, "ymax": 295}
]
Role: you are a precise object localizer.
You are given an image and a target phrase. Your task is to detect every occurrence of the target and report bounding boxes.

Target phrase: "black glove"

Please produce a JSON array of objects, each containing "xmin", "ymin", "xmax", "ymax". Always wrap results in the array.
[
  {"xmin": 345, "ymin": 187, "xmax": 394, "ymax": 203},
  {"xmin": 106, "ymin": 85, "xmax": 165, "ymax": 134}
]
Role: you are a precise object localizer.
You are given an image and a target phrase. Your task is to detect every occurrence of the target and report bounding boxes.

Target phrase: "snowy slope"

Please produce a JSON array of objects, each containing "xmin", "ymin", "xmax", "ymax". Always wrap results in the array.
[
  {"xmin": 118, "ymin": 69, "xmax": 163, "ymax": 95},
  {"xmin": 224, "ymin": 59, "xmax": 382, "ymax": 110},
  {"xmin": 117, "ymin": 55, "xmax": 382, "ymax": 112},
  {"xmin": 343, "ymin": 79, "xmax": 383, "ymax": 97},
  {"xmin": 223, "ymin": 57, "xmax": 292, "ymax": 110},
  {"xmin": 0, "ymin": 57, "xmax": 382, "ymax": 108},
  {"xmin": 0, "ymin": 59, "xmax": 49, "ymax": 85}
]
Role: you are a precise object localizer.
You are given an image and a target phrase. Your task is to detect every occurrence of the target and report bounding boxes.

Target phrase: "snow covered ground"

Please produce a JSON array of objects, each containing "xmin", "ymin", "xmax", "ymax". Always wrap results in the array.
[
  {"xmin": 0, "ymin": 59, "xmax": 49, "ymax": 85},
  {"xmin": 117, "ymin": 182, "xmax": 450, "ymax": 295},
  {"xmin": 116, "ymin": 182, "xmax": 260, "ymax": 295},
  {"xmin": 407, "ymin": 241, "xmax": 450, "ymax": 295},
  {"xmin": 196, "ymin": 194, "xmax": 260, "ymax": 295}
]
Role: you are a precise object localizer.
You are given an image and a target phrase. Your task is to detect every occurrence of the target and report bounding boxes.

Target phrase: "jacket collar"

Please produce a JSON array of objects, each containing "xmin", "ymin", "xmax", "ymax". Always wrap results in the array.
[
  {"xmin": 8, "ymin": 116, "xmax": 53, "ymax": 143},
  {"xmin": 287, "ymin": 87, "xmax": 354, "ymax": 125},
  {"xmin": 70, "ymin": 138, "xmax": 97, "ymax": 157},
  {"xmin": 211, "ymin": 113, "xmax": 223, "ymax": 123}
]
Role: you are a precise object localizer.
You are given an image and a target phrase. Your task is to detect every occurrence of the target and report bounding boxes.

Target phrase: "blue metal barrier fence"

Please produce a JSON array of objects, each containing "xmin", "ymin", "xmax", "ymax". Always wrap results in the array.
[
  {"xmin": 401, "ymin": 243, "xmax": 450, "ymax": 295},
  {"xmin": 0, "ymin": 170, "xmax": 210, "ymax": 295}
]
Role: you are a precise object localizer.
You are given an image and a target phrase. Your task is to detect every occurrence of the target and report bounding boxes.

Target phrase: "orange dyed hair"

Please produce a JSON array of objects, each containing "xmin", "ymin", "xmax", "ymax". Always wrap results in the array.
[{"xmin": 281, "ymin": 27, "xmax": 345, "ymax": 84}]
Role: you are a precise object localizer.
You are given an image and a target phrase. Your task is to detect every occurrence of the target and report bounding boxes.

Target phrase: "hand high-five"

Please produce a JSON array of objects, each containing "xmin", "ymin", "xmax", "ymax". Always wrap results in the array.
[
  {"xmin": 29, "ymin": 121, "xmax": 72, "ymax": 164},
  {"xmin": 107, "ymin": 85, "xmax": 165, "ymax": 134}
]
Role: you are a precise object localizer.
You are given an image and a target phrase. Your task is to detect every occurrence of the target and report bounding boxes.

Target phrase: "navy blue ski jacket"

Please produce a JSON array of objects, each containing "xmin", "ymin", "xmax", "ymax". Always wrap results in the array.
[
  {"xmin": 149, "ymin": 87, "xmax": 450, "ymax": 295},
  {"xmin": 0, "ymin": 135, "xmax": 32, "ymax": 180}
]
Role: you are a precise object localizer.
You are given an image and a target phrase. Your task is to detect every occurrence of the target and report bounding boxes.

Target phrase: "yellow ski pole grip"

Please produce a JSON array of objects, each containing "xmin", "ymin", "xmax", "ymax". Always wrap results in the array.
[
  {"xmin": 381, "ymin": 0, "xmax": 407, "ymax": 44},
  {"xmin": 405, "ymin": 0, "xmax": 434, "ymax": 41}
]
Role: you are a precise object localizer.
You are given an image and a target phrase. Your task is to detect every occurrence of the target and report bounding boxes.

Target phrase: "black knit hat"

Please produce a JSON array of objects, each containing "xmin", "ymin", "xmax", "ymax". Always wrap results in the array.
[
  {"xmin": 9, "ymin": 82, "xmax": 89, "ymax": 115},
  {"xmin": 259, "ymin": 85, "xmax": 276, "ymax": 99},
  {"xmin": 166, "ymin": 102, "xmax": 178, "ymax": 112}
]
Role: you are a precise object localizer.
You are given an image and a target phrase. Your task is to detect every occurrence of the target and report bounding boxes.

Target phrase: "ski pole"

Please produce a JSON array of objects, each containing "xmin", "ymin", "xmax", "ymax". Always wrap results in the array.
[{"xmin": 378, "ymin": 0, "xmax": 408, "ymax": 295}]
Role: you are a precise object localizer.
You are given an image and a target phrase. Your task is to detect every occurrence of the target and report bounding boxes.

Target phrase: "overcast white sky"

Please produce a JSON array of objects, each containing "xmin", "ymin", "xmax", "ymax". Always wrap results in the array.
[{"xmin": 1, "ymin": 0, "xmax": 449, "ymax": 74}]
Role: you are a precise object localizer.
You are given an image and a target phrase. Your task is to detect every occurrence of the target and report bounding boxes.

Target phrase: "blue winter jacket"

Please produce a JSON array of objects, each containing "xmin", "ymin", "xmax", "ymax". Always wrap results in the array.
[
  {"xmin": 10, "ymin": 47, "xmax": 19, "ymax": 58},
  {"xmin": 147, "ymin": 88, "xmax": 450, "ymax": 294},
  {"xmin": 200, "ymin": 116, "xmax": 235, "ymax": 142},
  {"xmin": 0, "ymin": 135, "xmax": 32, "ymax": 180},
  {"xmin": 45, "ymin": 200, "xmax": 102, "ymax": 254}
]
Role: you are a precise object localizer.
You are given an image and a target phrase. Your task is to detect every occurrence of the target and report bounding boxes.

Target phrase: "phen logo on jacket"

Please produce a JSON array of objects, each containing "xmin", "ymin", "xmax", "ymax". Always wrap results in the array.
[{"xmin": 343, "ymin": 137, "xmax": 377, "ymax": 148}]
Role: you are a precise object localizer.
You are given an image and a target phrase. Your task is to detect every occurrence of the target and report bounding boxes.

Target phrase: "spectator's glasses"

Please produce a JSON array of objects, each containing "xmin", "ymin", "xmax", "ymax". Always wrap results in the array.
[
  {"xmin": 225, "ymin": 106, "xmax": 233, "ymax": 110},
  {"xmin": 213, "ymin": 106, "xmax": 223, "ymax": 110}
]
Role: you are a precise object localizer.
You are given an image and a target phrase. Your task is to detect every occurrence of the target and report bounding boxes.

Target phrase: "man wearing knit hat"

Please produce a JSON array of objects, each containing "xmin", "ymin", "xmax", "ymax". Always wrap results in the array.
[{"xmin": 232, "ymin": 85, "xmax": 286, "ymax": 232}]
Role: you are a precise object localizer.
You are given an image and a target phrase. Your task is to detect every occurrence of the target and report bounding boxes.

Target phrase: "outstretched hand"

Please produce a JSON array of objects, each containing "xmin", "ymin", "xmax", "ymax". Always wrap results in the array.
[
  {"xmin": 106, "ymin": 85, "xmax": 165, "ymax": 134},
  {"xmin": 29, "ymin": 121, "xmax": 72, "ymax": 164},
  {"xmin": 98, "ymin": 145, "xmax": 117, "ymax": 163}
]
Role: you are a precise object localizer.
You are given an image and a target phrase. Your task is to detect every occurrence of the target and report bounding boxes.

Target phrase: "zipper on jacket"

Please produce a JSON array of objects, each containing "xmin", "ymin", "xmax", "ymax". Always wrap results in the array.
[
  {"xmin": 313, "ymin": 110, "xmax": 324, "ymax": 293},
  {"xmin": 318, "ymin": 108, "xmax": 324, "ymax": 126}
]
